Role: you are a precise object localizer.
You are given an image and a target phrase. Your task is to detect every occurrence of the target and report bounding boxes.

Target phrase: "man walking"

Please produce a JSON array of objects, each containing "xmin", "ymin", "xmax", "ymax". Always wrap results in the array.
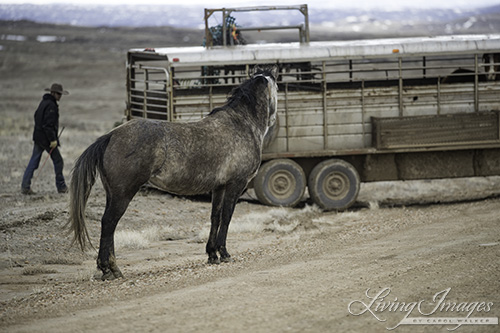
[{"xmin": 21, "ymin": 83, "xmax": 69, "ymax": 194}]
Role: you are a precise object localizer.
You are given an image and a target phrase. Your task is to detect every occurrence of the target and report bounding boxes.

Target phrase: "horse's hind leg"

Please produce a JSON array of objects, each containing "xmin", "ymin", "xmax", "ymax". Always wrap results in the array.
[{"xmin": 97, "ymin": 194, "xmax": 134, "ymax": 280}]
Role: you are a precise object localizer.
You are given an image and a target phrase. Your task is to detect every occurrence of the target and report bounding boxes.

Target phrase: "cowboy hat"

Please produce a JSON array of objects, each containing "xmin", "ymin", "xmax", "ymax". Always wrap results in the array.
[{"xmin": 45, "ymin": 83, "xmax": 69, "ymax": 95}]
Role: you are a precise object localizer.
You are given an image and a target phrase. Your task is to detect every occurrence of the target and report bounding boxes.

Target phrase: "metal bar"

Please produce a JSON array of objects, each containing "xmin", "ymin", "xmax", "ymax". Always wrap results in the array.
[
  {"xmin": 437, "ymin": 77, "xmax": 441, "ymax": 115},
  {"xmin": 237, "ymin": 25, "xmax": 304, "ymax": 32},
  {"xmin": 130, "ymin": 100, "xmax": 168, "ymax": 109},
  {"xmin": 143, "ymin": 70, "xmax": 149, "ymax": 119},
  {"xmin": 398, "ymin": 57, "xmax": 403, "ymax": 117},
  {"xmin": 423, "ymin": 56, "xmax": 426, "ymax": 78},
  {"xmin": 361, "ymin": 80, "xmax": 366, "ymax": 145},
  {"xmin": 474, "ymin": 53, "xmax": 479, "ymax": 112},
  {"xmin": 300, "ymin": 4, "xmax": 310, "ymax": 43},
  {"xmin": 210, "ymin": 5, "xmax": 308, "ymax": 12},
  {"xmin": 126, "ymin": 60, "xmax": 132, "ymax": 120},
  {"xmin": 238, "ymin": 25, "xmax": 306, "ymax": 41},
  {"xmin": 322, "ymin": 61, "xmax": 328, "ymax": 149},
  {"xmin": 222, "ymin": 9, "xmax": 228, "ymax": 46},
  {"xmin": 349, "ymin": 60, "xmax": 353, "ymax": 82},
  {"xmin": 133, "ymin": 109, "xmax": 169, "ymax": 117},
  {"xmin": 168, "ymin": 65, "xmax": 174, "ymax": 122},
  {"xmin": 285, "ymin": 82, "xmax": 290, "ymax": 152},
  {"xmin": 130, "ymin": 95, "xmax": 167, "ymax": 103},
  {"xmin": 204, "ymin": 8, "xmax": 211, "ymax": 47},
  {"xmin": 209, "ymin": 85, "xmax": 213, "ymax": 112},
  {"xmin": 130, "ymin": 100, "xmax": 167, "ymax": 108},
  {"xmin": 130, "ymin": 101, "xmax": 168, "ymax": 109},
  {"xmin": 379, "ymin": 140, "xmax": 500, "ymax": 150}
]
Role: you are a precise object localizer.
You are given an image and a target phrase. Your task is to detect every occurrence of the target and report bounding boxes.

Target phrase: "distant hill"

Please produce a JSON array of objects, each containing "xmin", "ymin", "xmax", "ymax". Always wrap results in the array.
[{"xmin": 0, "ymin": 3, "xmax": 499, "ymax": 38}]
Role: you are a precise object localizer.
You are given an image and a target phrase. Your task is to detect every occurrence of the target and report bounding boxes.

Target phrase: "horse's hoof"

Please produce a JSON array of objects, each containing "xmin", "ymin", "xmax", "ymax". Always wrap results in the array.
[
  {"xmin": 97, "ymin": 267, "xmax": 124, "ymax": 281},
  {"xmin": 112, "ymin": 268, "xmax": 124, "ymax": 279},
  {"xmin": 220, "ymin": 256, "xmax": 233, "ymax": 263},
  {"xmin": 208, "ymin": 257, "xmax": 220, "ymax": 265},
  {"xmin": 100, "ymin": 270, "xmax": 116, "ymax": 281}
]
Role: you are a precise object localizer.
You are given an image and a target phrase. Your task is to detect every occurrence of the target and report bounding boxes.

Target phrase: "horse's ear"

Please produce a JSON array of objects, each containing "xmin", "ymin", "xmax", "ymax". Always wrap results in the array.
[
  {"xmin": 252, "ymin": 65, "xmax": 263, "ymax": 76},
  {"xmin": 270, "ymin": 65, "xmax": 279, "ymax": 81}
]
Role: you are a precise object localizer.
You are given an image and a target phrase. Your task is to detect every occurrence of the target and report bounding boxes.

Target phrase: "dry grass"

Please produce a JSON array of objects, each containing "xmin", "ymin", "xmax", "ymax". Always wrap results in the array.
[
  {"xmin": 114, "ymin": 225, "xmax": 177, "ymax": 250},
  {"xmin": 22, "ymin": 266, "xmax": 57, "ymax": 276},
  {"xmin": 190, "ymin": 204, "xmax": 323, "ymax": 243},
  {"xmin": 230, "ymin": 204, "xmax": 322, "ymax": 234},
  {"xmin": 43, "ymin": 256, "xmax": 83, "ymax": 266}
]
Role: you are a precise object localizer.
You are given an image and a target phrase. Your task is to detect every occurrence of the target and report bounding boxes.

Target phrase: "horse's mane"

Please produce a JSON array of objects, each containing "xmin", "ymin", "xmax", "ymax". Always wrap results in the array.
[{"xmin": 209, "ymin": 69, "xmax": 275, "ymax": 116}]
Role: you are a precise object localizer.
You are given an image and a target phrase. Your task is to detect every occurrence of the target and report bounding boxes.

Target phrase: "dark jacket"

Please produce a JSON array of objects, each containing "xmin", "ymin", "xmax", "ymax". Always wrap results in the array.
[{"xmin": 33, "ymin": 94, "xmax": 59, "ymax": 150}]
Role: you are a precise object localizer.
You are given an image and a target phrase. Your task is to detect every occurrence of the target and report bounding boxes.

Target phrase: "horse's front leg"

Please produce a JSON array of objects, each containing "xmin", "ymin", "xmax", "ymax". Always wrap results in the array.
[
  {"xmin": 207, "ymin": 187, "xmax": 225, "ymax": 264},
  {"xmin": 216, "ymin": 182, "xmax": 246, "ymax": 263},
  {"xmin": 216, "ymin": 199, "xmax": 237, "ymax": 262}
]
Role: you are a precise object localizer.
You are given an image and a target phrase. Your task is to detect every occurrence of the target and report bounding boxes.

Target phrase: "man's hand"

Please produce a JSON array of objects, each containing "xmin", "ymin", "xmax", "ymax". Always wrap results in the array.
[{"xmin": 50, "ymin": 140, "xmax": 58, "ymax": 149}]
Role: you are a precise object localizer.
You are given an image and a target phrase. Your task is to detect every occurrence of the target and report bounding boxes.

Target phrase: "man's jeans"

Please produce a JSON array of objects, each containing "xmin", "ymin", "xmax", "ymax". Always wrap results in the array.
[{"xmin": 22, "ymin": 143, "xmax": 66, "ymax": 191}]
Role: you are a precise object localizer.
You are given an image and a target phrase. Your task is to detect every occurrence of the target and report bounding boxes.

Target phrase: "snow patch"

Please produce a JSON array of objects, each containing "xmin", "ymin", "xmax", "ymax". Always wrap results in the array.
[
  {"xmin": 1, "ymin": 34, "xmax": 26, "ymax": 42},
  {"xmin": 36, "ymin": 35, "xmax": 66, "ymax": 43}
]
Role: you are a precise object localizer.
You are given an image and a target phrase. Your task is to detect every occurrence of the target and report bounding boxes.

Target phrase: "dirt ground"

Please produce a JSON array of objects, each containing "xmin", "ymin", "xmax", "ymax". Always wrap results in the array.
[{"xmin": 1, "ymin": 21, "xmax": 500, "ymax": 332}]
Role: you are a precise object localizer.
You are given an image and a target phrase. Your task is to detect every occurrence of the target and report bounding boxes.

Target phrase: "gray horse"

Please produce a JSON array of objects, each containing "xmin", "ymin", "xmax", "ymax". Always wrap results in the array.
[{"xmin": 69, "ymin": 66, "xmax": 278, "ymax": 280}]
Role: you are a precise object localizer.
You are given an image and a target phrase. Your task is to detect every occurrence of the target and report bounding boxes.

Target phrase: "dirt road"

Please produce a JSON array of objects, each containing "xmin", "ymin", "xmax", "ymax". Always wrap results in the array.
[{"xmin": 1, "ymin": 190, "xmax": 499, "ymax": 332}]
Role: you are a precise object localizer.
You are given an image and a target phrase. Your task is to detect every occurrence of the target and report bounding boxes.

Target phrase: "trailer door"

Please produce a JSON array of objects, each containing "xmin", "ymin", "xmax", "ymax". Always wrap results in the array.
[{"xmin": 127, "ymin": 65, "xmax": 170, "ymax": 121}]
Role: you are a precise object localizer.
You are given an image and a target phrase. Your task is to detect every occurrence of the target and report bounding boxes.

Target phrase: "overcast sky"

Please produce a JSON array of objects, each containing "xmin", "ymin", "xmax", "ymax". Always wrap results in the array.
[{"xmin": 1, "ymin": 0, "xmax": 499, "ymax": 9}]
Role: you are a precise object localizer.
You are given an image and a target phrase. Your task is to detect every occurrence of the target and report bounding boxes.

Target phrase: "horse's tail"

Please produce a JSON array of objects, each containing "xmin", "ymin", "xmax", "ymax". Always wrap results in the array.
[{"xmin": 68, "ymin": 133, "xmax": 112, "ymax": 250}]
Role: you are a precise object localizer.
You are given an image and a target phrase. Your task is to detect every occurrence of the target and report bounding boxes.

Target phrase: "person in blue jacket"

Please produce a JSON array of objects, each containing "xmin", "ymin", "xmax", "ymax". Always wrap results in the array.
[{"xmin": 21, "ymin": 83, "xmax": 69, "ymax": 194}]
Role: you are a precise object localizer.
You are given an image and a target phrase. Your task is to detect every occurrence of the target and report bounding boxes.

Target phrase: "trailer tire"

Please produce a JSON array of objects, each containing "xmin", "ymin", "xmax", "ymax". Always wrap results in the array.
[
  {"xmin": 254, "ymin": 159, "xmax": 306, "ymax": 207},
  {"xmin": 308, "ymin": 159, "xmax": 360, "ymax": 211}
]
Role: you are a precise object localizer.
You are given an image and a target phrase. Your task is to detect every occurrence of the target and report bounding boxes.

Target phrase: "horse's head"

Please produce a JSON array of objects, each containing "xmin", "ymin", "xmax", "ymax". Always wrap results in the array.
[
  {"xmin": 252, "ymin": 66, "xmax": 279, "ymax": 129},
  {"xmin": 483, "ymin": 53, "xmax": 500, "ymax": 81}
]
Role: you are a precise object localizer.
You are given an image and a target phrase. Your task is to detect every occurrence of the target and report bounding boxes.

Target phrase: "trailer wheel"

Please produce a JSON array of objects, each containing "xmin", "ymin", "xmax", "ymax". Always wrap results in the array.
[
  {"xmin": 254, "ymin": 159, "xmax": 306, "ymax": 207},
  {"xmin": 308, "ymin": 159, "xmax": 360, "ymax": 211}
]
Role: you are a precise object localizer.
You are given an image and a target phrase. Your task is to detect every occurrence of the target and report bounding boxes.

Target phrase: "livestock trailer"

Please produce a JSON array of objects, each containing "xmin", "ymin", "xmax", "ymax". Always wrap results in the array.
[{"xmin": 125, "ymin": 9, "xmax": 500, "ymax": 210}]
